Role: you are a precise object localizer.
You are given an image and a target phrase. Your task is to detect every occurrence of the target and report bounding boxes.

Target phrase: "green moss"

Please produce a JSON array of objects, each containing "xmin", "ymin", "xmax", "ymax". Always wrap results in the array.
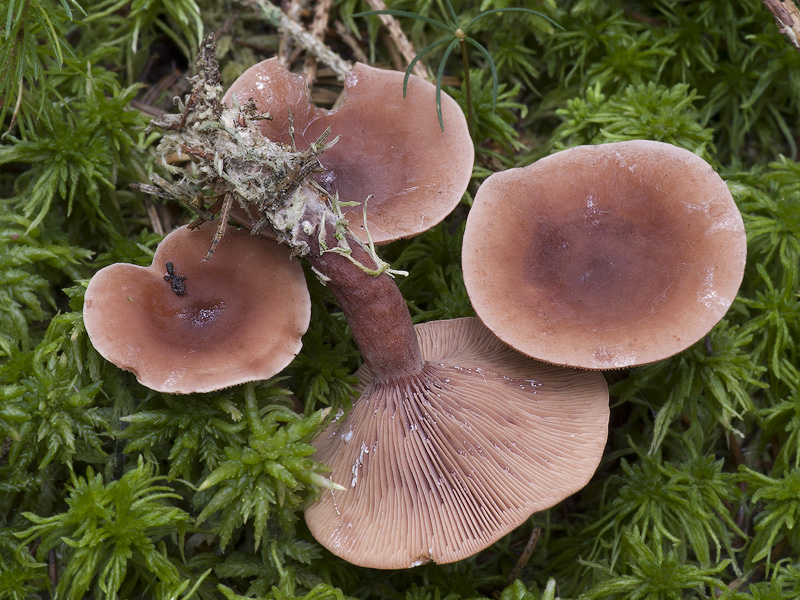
[{"xmin": 3, "ymin": 0, "xmax": 800, "ymax": 598}]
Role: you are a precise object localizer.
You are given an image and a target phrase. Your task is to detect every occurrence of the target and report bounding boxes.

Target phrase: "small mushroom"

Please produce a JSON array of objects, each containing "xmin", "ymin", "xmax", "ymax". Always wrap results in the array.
[
  {"xmin": 462, "ymin": 140, "xmax": 747, "ymax": 369},
  {"xmin": 84, "ymin": 224, "xmax": 310, "ymax": 393},
  {"xmin": 305, "ymin": 317, "xmax": 608, "ymax": 568},
  {"xmin": 223, "ymin": 58, "xmax": 474, "ymax": 244}
]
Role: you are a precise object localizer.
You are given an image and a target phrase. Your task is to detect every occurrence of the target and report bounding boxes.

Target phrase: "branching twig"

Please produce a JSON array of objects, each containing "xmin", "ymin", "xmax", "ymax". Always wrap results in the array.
[
  {"xmin": 506, "ymin": 526, "xmax": 541, "ymax": 584},
  {"xmin": 364, "ymin": 0, "xmax": 428, "ymax": 80},
  {"xmin": 241, "ymin": 0, "xmax": 352, "ymax": 81},
  {"xmin": 279, "ymin": 0, "xmax": 308, "ymax": 63},
  {"xmin": 334, "ymin": 20, "xmax": 369, "ymax": 64},
  {"xmin": 304, "ymin": 0, "xmax": 334, "ymax": 86},
  {"xmin": 761, "ymin": 0, "xmax": 800, "ymax": 53}
]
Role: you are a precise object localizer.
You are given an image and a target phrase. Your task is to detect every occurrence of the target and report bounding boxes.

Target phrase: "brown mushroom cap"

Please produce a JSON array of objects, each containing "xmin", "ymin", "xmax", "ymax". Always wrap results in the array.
[
  {"xmin": 84, "ymin": 224, "xmax": 310, "ymax": 393},
  {"xmin": 462, "ymin": 141, "xmax": 747, "ymax": 369},
  {"xmin": 223, "ymin": 59, "xmax": 473, "ymax": 243},
  {"xmin": 305, "ymin": 317, "xmax": 609, "ymax": 569}
]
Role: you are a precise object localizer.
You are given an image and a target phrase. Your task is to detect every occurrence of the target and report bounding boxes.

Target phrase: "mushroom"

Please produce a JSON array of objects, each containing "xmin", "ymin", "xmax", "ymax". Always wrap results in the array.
[
  {"xmin": 305, "ymin": 317, "xmax": 608, "ymax": 568},
  {"xmin": 223, "ymin": 58, "xmax": 474, "ymax": 244},
  {"xmin": 462, "ymin": 140, "xmax": 747, "ymax": 369},
  {"xmin": 84, "ymin": 224, "xmax": 311, "ymax": 393}
]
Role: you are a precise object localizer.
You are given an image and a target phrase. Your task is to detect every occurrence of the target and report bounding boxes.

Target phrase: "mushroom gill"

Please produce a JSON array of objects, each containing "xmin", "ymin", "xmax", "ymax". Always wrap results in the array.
[{"xmin": 305, "ymin": 317, "xmax": 609, "ymax": 569}]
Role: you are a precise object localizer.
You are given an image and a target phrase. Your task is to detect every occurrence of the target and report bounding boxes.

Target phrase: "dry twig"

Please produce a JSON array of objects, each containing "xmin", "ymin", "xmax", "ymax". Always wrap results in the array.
[
  {"xmin": 364, "ymin": 0, "xmax": 429, "ymax": 80},
  {"xmin": 334, "ymin": 20, "xmax": 370, "ymax": 64},
  {"xmin": 507, "ymin": 526, "xmax": 542, "ymax": 584},
  {"xmin": 242, "ymin": 0, "xmax": 352, "ymax": 80},
  {"xmin": 761, "ymin": 0, "xmax": 800, "ymax": 52},
  {"xmin": 304, "ymin": 0, "xmax": 334, "ymax": 86},
  {"xmin": 279, "ymin": 0, "xmax": 308, "ymax": 64},
  {"xmin": 381, "ymin": 28, "xmax": 406, "ymax": 73},
  {"xmin": 144, "ymin": 199, "xmax": 167, "ymax": 236}
]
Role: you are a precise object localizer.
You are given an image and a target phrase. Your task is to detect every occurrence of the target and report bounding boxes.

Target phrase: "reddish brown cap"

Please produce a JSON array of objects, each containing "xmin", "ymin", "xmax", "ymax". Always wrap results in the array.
[
  {"xmin": 84, "ymin": 224, "xmax": 310, "ymax": 393},
  {"xmin": 305, "ymin": 317, "xmax": 608, "ymax": 568},
  {"xmin": 462, "ymin": 140, "xmax": 747, "ymax": 369},
  {"xmin": 224, "ymin": 59, "xmax": 473, "ymax": 243}
]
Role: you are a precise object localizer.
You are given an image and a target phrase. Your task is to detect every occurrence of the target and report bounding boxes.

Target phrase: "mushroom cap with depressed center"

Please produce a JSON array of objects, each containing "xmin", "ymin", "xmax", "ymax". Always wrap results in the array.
[
  {"xmin": 305, "ymin": 317, "xmax": 609, "ymax": 569},
  {"xmin": 84, "ymin": 224, "xmax": 311, "ymax": 393},
  {"xmin": 223, "ymin": 59, "xmax": 474, "ymax": 244},
  {"xmin": 462, "ymin": 140, "xmax": 747, "ymax": 369}
]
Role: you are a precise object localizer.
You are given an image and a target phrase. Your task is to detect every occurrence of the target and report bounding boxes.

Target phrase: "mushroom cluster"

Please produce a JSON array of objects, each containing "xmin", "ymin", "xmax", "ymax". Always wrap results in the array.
[{"xmin": 84, "ymin": 43, "xmax": 744, "ymax": 570}]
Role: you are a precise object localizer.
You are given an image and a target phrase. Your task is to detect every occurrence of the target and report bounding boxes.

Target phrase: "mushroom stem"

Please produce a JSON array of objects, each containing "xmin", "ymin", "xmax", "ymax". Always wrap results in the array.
[{"xmin": 295, "ymin": 199, "xmax": 425, "ymax": 382}]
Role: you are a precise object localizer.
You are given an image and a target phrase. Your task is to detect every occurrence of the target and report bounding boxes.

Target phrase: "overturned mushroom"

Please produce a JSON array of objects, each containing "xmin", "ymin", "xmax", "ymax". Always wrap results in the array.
[
  {"xmin": 306, "ymin": 317, "xmax": 608, "ymax": 568},
  {"xmin": 462, "ymin": 141, "xmax": 747, "ymax": 369},
  {"xmin": 84, "ymin": 224, "xmax": 310, "ymax": 393}
]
